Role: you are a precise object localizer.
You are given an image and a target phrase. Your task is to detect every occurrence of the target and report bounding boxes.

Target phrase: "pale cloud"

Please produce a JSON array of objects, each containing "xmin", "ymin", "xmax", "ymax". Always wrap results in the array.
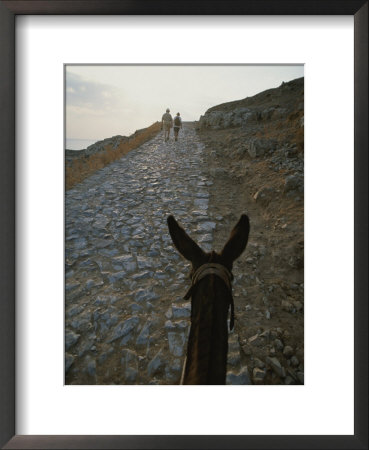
[
  {"xmin": 66, "ymin": 72, "xmax": 123, "ymax": 114},
  {"xmin": 66, "ymin": 71, "xmax": 131, "ymax": 139}
]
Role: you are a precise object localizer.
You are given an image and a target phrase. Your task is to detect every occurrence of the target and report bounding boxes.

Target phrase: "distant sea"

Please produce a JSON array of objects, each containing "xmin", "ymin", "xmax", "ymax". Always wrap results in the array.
[{"xmin": 66, "ymin": 138, "xmax": 98, "ymax": 150}]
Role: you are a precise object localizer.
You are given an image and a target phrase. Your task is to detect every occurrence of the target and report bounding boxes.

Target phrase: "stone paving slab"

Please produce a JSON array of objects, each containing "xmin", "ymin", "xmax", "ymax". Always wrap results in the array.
[{"xmin": 65, "ymin": 125, "xmax": 248, "ymax": 385}]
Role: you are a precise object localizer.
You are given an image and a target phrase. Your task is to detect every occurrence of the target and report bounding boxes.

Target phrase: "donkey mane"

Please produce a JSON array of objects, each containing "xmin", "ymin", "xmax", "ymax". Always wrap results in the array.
[{"xmin": 167, "ymin": 214, "xmax": 250, "ymax": 385}]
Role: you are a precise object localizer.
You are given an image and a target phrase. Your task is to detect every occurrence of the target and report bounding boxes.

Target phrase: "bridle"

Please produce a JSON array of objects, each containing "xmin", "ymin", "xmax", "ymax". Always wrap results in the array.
[{"xmin": 183, "ymin": 263, "xmax": 235, "ymax": 330}]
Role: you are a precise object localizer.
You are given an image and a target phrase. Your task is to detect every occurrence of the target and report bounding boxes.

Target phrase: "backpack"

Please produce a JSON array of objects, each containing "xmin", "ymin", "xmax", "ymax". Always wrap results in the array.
[{"xmin": 174, "ymin": 116, "xmax": 181, "ymax": 126}]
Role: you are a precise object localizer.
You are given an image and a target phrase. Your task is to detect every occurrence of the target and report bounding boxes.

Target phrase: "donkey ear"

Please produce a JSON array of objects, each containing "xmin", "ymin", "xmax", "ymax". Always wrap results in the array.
[
  {"xmin": 167, "ymin": 215, "xmax": 205, "ymax": 263},
  {"xmin": 221, "ymin": 214, "xmax": 250, "ymax": 263}
]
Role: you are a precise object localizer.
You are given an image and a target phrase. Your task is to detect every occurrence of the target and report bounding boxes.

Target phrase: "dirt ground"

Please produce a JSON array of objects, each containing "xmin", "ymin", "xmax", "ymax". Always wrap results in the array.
[{"xmin": 196, "ymin": 120, "xmax": 304, "ymax": 385}]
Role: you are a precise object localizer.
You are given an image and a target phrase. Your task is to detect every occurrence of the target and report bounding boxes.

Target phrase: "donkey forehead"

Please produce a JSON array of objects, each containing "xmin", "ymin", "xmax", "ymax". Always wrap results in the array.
[
  {"xmin": 193, "ymin": 250, "xmax": 224, "ymax": 266},
  {"xmin": 208, "ymin": 250, "xmax": 220, "ymax": 260}
]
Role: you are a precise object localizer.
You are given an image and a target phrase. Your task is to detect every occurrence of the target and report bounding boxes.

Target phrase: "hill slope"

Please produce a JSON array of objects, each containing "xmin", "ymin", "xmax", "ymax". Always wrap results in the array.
[
  {"xmin": 196, "ymin": 77, "xmax": 304, "ymax": 385},
  {"xmin": 65, "ymin": 122, "xmax": 161, "ymax": 190}
]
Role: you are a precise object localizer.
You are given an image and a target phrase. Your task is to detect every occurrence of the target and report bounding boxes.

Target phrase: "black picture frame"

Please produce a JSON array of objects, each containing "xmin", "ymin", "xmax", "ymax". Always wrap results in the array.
[{"xmin": 0, "ymin": 1, "xmax": 367, "ymax": 449}]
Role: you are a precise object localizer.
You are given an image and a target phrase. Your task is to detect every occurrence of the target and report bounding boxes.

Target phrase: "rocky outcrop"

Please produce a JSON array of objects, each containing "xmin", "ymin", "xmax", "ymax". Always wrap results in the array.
[
  {"xmin": 65, "ymin": 135, "xmax": 129, "ymax": 161},
  {"xmin": 198, "ymin": 107, "xmax": 291, "ymax": 130},
  {"xmin": 247, "ymin": 137, "xmax": 277, "ymax": 158},
  {"xmin": 199, "ymin": 108, "xmax": 255, "ymax": 129},
  {"xmin": 198, "ymin": 77, "xmax": 303, "ymax": 130},
  {"xmin": 84, "ymin": 135, "xmax": 129, "ymax": 155},
  {"xmin": 66, "ymin": 127, "xmax": 155, "ymax": 163}
]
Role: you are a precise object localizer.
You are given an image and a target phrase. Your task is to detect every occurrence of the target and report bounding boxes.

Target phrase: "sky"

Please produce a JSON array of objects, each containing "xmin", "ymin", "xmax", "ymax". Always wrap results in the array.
[{"xmin": 66, "ymin": 65, "xmax": 304, "ymax": 142}]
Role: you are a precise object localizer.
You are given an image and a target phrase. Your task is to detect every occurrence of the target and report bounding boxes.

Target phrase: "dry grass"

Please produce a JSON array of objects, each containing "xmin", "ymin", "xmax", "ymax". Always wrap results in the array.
[{"xmin": 66, "ymin": 122, "xmax": 161, "ymax": 190}]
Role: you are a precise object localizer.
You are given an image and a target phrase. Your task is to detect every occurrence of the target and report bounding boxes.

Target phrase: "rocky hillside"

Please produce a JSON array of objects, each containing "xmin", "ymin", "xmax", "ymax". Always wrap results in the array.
[
  {"xmin": 197, "ymin": 77, "xmax": 304, "ymax": 198},
  {"xmin": 66, "ymin": 135, "xmax": 129, "ymax": 162},
  {"xmin": 66, "ymin": 126, "xmax": 157, "ymax": 166},
  {"xmin": 65, "ymin": 122, "xmax": 161, "ymax": 190},
  {"xmin": 196, "ymin": 77, "xmax": 304, "ymax": 384},
  {"xmin": 199, "ymin": 77, "xmax": 303, "ymax": 128}
]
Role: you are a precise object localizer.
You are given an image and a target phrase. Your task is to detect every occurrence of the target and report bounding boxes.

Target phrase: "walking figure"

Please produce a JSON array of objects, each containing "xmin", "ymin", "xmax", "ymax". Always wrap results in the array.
[
  {"xmin": 173, "ymin": 112, "xmax": 182, "ymax": 141},
  {"xmin": 161, "ymin": 108, "xmax": 173, "ymax": 142}
]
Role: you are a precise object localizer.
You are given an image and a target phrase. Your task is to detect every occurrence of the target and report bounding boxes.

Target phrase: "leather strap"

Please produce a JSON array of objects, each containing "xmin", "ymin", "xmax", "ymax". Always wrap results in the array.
[{"xmin": 184, "ymin": 263, "xmax": 235, "ymax": 330}]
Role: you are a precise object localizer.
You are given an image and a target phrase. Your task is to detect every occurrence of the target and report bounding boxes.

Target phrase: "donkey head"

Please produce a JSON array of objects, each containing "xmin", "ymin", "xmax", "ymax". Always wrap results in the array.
[
  {"xmin": 168, "ymin": 215, "xmax": 250, "ymax": 384},
  {"xmin": 167, "ymin": 214, "xmax": 250, "ymax": 274}
]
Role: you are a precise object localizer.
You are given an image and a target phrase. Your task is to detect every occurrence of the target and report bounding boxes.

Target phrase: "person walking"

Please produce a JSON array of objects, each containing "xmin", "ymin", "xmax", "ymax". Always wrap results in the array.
[
  {"xmin": 173, "ymin": 112, "xmax": 182, "ymax": 142},
  {"xmin": 161, "ymin": 108, "xmax": 173, "ymax": 142}
]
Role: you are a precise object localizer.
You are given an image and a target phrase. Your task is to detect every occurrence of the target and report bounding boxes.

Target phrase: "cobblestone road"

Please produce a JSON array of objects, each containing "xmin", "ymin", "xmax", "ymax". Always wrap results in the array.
[{"xmin": 65, "ymin": 124, "xmax": 249, "ymax": 385}]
